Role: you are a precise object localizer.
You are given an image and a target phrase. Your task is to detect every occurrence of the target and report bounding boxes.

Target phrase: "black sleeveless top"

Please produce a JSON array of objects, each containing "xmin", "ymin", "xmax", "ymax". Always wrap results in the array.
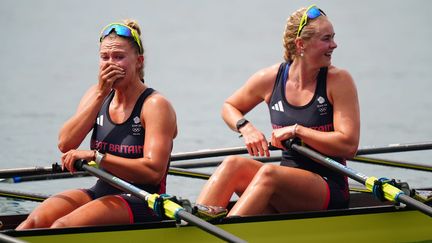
[
  {"xmin": 268, "ymin": 63, "xmax": 348, "ymax": 194},
  {"xmin": 269, "ymin": 62, "xmax": 334, "ymax": 131},
  {"xmin": 90, "ymin": 88, "xmax": 166, "ymax": 194}
]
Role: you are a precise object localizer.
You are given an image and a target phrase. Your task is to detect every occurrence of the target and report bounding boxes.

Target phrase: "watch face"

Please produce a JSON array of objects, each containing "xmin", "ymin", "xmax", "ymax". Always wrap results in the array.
[{"xmin": 236, "ymin": 118, "xmax": 249, "ymax": 131}]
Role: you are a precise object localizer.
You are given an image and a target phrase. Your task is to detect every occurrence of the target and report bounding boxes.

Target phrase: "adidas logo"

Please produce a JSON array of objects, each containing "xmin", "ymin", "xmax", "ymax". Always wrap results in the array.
[
  {"xmin": 96, "ymin": 115, "xmax": 104, "ymax": 126},
  {"xmin": 271, "ymin": 100, "xmax": 284, "ymax": 112}
]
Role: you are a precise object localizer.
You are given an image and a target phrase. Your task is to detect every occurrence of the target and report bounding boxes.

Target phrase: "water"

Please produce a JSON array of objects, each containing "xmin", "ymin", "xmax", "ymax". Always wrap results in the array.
[{"xmin": 1, "ymin": 0, "xmax": 431, "ymax": 215}]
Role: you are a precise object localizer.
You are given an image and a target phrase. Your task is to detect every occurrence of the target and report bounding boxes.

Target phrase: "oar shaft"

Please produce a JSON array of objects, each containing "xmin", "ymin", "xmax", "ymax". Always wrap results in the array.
[
  {"xmin": 1, "ymin": 172, "xmax": 90, "ymax": 183},
  {"xmin": 82, "ymin": 164, "xmax": 147, "ymax": 199},
  {"xmin": 176, "ymin": 210, "xmax": 244, "ymax": 242},
  {"xmin": 356, "ymin": 141, "xmax": 432, "ymax": 155},
  {"xmin": 168, "ymin": 167, "xmax": 211, "ymax": 179},
  {"xmin": 292, "ymin": 144, "xmax": 367, "ymax": 184},
  {"xmin": 351, "ymin": 156, "xmax": 432, "ymax": 172},
  {"xmin": 170, "ymin": 156, "xmax": 280, "ymax": 169},
  {"xmin": 170, "ymin": 146, "xmax": 249, "ymax": 161},
  {"xmin": 0, "ymin": 233, "xmax": 28, "ymax": 243},
  {"xmin": 0, "ymin": 166, "xmax": 52, "ymax": 178},
  {"xmin": 171, "ymin": 141, "xmax": 432, "ymax": 162},
  {"xmin": 398, "ymin": 194, "xmax": 432, "ymax": 217},
  {"xmin": 0, "ymin": 189, "xmax": 49, "ymax": 202},
  {"xmin": 78, "ymin": 162, "xmax": 245, "ymax": 243},
  {"xmin": 289, "ymin": 143, "xmax": 432, "ymax": 217}
]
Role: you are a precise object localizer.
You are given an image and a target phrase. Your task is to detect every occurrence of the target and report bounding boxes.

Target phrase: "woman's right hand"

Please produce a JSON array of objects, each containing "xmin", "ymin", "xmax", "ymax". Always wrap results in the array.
[
  {"xmin": 61, "ymin": 150, "xmax": 95, "ymax": 173},
  {"xmin": 98, "ymin": 62, "xmax": 125, "ymax": 95},
  {"xmin": 239, "ymin": 123, "xmax": 270, "ymax": 157}
]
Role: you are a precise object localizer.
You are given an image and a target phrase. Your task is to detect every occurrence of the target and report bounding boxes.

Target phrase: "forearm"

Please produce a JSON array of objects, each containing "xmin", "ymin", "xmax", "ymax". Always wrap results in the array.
[
  {"xmin": 58, "ymin": 94, "xmax": 106, "ymax": 152},
  {"xmin": 100, "ymin": 153, "xmax": 168, "ymax": 185},
  {"xmin": 221, "ymin": 102, "xmax": 245, "ymax": 132},
  {"xmin": 295, "ymin": 125, "xmax": 359, "ymax": 158}
]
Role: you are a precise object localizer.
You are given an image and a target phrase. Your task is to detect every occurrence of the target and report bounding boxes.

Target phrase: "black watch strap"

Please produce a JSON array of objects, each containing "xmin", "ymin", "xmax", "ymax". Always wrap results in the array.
[{"xmin": 236, "ymin": 118, "xmax": 249, "ymax": 132}]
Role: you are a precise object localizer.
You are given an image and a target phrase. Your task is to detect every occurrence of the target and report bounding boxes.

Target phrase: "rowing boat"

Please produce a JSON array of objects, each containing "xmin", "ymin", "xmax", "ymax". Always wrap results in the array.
[
  {"xmin": 1, "ymin": 142, "xmax": 432, "ymax": 242},
  {"xmin": 1, "ymin": 190, "xmax": 431, "ymax": 243}
]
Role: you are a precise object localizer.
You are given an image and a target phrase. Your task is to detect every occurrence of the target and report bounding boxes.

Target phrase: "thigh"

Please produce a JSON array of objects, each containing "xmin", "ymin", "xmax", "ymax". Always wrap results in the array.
[
  {"xmin": 270, "ymin": 166, "xmax": 329, "ymax": 212},
  {"xmin": 196, "ymin": 156, "xmax": 263, "ymax": 207},
  {"xmin": 222, "ymin": 156, "xmax": 264, "ymax": 195},
  {"xmin": 51, "ymin": 195, "xmax": 131, "ymax": 228},
  {"xmin": 19, "ymin": 189, "xmax": 92, "ymax": 229}
]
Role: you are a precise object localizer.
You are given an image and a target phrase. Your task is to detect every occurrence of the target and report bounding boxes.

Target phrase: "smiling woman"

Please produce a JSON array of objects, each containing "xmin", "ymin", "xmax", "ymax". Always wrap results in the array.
[
  {"xmin": 15, "ymin": 19, "xmax": 178, "ymax": 230},
  {"xmin": 195, "ymin": 4, "xmax": 360, "ymax": 217}
]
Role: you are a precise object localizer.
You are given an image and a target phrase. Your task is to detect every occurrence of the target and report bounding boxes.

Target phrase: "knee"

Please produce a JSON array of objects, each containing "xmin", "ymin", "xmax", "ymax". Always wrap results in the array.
[
  {"xmin": 219, "ymin": 155, "xmax": 246, "ymax": 172},
  {"xmin": 255, "ymin": 164, "xmax": 279, "ymax": 187},
  {"xmin": 17, "ymin": 214, "xmax": 51, "ymax": 229},
  {"xmin": 50, "ymin": 217, "xmax": 70, "ymax": 229}
]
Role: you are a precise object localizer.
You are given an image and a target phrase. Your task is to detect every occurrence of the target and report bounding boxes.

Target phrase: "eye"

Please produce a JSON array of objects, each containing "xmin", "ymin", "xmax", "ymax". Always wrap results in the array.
[
  {"xmin": 100, "ymin": 54, "xmax": 109, "ymax": 61},
  {"xmin": 321, "ymin": 35, "xmax": 333, "ymax": 42},
  {"xmin": 113, "ymin": 54, "xmax": 125, "ymax": 60}
]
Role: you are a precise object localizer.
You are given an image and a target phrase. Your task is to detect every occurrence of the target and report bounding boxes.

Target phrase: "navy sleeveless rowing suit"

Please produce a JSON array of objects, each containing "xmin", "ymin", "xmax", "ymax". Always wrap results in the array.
[
  {"xmin": 84, "ymin": 87, "xmax": 167, "ymax": 222},
  {"xmin": 268, "ymin": 62, "xmax": 349, "ymax": 209}
]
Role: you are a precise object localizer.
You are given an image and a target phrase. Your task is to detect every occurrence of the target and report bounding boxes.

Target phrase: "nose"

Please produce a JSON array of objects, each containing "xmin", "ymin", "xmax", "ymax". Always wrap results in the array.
[{"xmin": 331, "ymin": 39, "xmax": 337, "ymax": 49}]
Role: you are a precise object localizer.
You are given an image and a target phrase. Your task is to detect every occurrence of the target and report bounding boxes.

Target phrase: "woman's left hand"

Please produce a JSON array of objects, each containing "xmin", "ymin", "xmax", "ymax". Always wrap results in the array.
[
  {"xmin": 61, "ymin": 150, "xmax": 95, "ymax": 173},
  {"xmin": 271, "ymin": 125, "xmax": 297, "ymax": 149}
]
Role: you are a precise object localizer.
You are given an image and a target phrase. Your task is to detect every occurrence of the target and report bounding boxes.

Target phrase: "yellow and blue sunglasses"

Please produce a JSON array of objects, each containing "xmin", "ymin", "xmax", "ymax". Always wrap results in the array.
[
  {"xmin": 296, "ymin": 5, "xmax": 326, "ymax": 38},
  {"xmin": 99, "ymin": 23, "xmax": 143, "ymax": 54}
]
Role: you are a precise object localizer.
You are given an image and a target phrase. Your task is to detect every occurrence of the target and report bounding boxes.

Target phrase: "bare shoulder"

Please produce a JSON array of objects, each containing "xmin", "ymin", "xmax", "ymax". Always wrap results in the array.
[
  {"xmin": 248, "ymin": 63, "xmax": 280, "ymax": 85},
  {"xmin": 327, "ymin": 66, "xmax": 356, "ymax": 87},
  {"xmin": 243, "ymin": 63, "xmax": 281, "ymax": 101},
  {"xmin": 144, "ymin": 91, "xmax": 172, "ymax": 106},
  {"xmin": 142, "ymin": 91, "xmax": 176, "ymax": 116},
  {"xmin": 141, "ymin": 90, "xmax": 177, "ymax": 134},
  {"xmin": 326, "ymin": 66, "xmax": 358, "ymax": 103}
]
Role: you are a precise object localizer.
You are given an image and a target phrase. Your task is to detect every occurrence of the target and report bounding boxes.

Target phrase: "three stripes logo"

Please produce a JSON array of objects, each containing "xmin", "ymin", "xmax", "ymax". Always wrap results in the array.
[
  {"xmin": 271, "ymin": 100, "xmax": 284, "ymax": 112},
  {"xmin": 96, "ymin": 115, "xmax": 104, "ymax": 126}
]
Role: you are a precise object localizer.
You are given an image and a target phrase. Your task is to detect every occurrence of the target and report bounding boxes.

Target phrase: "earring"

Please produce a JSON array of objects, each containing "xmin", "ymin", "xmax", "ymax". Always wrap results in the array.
[{"xmin": 300, "ymin": 51, "xmax": 304, "ymax": 57}]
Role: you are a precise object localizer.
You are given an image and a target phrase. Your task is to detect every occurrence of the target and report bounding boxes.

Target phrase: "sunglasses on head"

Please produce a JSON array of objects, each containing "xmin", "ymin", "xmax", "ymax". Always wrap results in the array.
[
  {"xmin": 99, "ymin": 23, "xmax": 143, "ymax": 54},
  {"xmin": 296, "ymin": 5, "xmax": 326, "ymax": 38}
]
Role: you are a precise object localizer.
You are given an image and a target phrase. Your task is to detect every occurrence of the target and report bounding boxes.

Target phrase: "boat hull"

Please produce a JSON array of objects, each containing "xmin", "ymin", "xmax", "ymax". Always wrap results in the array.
[{"xmin": 2, "ymin": 204, "xmax": 432, "ymax": 243}]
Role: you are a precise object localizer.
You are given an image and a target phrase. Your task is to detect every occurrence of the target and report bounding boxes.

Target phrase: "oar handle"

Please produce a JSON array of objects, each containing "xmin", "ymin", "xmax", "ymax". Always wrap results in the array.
[{"xmin": 73, "ymin": 159, "xmax": 88, "ymax": 171}]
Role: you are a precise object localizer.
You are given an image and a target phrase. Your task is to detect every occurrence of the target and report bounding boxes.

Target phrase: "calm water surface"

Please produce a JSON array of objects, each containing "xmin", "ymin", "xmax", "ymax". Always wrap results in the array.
[{"xmin": 1, "ymin": 0, "xmax": 431, "ymax": 214}]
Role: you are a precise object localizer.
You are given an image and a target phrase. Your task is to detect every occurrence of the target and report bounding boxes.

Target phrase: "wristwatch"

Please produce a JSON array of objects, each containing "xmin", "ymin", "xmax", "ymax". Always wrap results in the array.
[
  {"xmin": 236, "ymin": 118, "xmax": 249, "ymax": 132},
  {"xmin": 95, "ymin": 150, "xmax": 106, "ymax": 165}
]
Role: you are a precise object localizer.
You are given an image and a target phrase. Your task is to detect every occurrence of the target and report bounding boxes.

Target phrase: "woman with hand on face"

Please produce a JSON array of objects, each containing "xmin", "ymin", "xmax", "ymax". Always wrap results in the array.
[
  {"xmin": 195, "ymin": 5, "xmax": 360, "ymax": 217},
  {"xmin": 17, "ymin": 19, "xmax": 177, "ymax": 229}
]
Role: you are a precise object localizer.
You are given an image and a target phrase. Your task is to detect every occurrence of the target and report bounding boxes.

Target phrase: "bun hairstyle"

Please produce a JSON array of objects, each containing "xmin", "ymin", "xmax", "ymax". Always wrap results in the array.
[{"xmin": 123, "ymin": 19, "xmax": 144, "ymax": 56}]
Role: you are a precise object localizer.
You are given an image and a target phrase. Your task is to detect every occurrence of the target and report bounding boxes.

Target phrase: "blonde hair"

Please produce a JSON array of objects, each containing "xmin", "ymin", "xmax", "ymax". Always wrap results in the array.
[
  {"xmin": 123, "ymin": 19, "xmax": 145, "ymax": 80},
  {"xmin": 282, "ymin": 7, "xmax": 320, "ymax": 63}
]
